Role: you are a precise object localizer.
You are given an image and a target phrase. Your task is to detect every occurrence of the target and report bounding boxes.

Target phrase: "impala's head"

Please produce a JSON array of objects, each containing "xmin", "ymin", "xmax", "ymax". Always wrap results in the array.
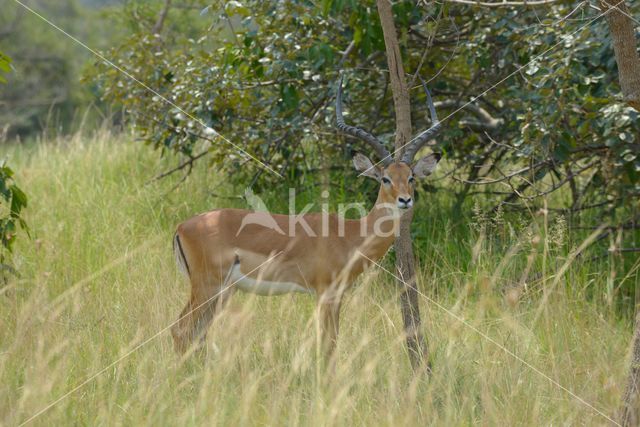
[
  {"xmin": 352, "ymin": 152, "xmax": 440, "ymax": 209},
  {"xmin": 335, "ymin": 75, "xmax": 443, "ymax": 210}
]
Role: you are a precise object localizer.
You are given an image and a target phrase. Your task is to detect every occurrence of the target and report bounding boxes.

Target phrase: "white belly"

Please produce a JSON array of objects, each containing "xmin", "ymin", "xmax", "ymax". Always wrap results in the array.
[{"xmin": 230, "ymin": 263, "xmax": 314, "ymax": 296}]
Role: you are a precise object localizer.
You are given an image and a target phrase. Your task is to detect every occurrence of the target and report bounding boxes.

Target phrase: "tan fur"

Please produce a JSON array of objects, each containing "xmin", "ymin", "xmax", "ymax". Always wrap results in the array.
[{"xmin": 171, "ymin": 161, "xmax": 426, "ymax": 360}]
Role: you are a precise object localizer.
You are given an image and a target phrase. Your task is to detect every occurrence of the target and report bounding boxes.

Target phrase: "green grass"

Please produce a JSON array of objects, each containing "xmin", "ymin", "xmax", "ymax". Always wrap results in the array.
[{"xmin": 0, "ymin": 131, "xmax": 633, "ymax": 426}]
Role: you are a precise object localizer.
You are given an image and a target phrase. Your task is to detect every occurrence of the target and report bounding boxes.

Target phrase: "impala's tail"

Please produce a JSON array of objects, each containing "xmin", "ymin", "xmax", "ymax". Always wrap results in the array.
[{"xmin": 173, "ymin": 232, "xmax": 191, "ymax": 277}]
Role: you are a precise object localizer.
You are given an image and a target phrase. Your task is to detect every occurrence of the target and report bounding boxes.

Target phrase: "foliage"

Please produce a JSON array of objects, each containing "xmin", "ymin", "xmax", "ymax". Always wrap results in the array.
[
  {"xmin": 0, "ymin": 51, "xmax": 28, "ymax": 272},
  {"xmin": 92, "ymin": 1, "xmax": 458, "ymax": 182},
  {"xmin": 0, "ymin": 161, "xmax": 28, "ymax": 255},
  {"xmin": 94, "ymin": 1, "xmax": 639, "ymax": 218},
  {"xmin": 0, "ymin": 51, "xmax": 11, "ymax": 84}
]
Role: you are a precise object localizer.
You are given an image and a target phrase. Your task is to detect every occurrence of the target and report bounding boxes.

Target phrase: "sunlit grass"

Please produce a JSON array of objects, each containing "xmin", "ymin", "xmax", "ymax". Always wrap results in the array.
[{"xmin": 0, "ymin": 132, "xmax": 632, "ymax": 425}]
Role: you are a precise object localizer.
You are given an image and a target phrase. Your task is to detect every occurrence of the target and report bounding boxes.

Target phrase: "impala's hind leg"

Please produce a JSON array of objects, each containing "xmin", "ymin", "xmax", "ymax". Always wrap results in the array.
[
  {"xmin": 316, "ymin": 288, "xmax": 343, "ymax": 373},
  {"xmin": 172, "ymin": 269, "xmax": 234, "ymax": 354}
]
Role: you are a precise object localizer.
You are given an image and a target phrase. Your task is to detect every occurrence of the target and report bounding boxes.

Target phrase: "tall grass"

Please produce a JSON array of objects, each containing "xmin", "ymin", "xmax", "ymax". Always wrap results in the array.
[{"xmin": 0, "ymin": 132, "xmax": 632, "ymax": 426}]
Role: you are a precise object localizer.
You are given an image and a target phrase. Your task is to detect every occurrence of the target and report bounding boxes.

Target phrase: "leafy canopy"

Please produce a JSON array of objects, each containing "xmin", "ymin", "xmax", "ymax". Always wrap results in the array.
[{"xmin": 94, "ymin": 1, "xmax": 639, "ymax": 230}]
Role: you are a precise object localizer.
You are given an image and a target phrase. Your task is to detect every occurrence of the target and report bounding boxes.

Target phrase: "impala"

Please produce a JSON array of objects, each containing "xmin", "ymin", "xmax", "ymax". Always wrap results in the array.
[{"xmin": 171, "ymin": 77, "xmax": 444, "ymax": 359}]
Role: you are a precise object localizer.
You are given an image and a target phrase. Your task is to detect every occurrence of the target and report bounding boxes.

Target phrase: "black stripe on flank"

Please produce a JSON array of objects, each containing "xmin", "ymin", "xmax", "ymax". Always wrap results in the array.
[{"xmin": 175, "ymin": 234, "xmax": 191, "ymax": 276}]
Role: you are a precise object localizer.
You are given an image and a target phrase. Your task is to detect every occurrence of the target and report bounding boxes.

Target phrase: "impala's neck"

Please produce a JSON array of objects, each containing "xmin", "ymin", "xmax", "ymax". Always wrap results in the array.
[{"xmin": 358, "ymin": 188, "xmax": 403, "ymax": 259}]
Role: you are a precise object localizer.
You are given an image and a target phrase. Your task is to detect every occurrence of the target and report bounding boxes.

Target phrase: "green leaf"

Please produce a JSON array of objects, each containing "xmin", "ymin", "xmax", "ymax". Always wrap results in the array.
[
  {"xmin": 9, "ymin": 184, "xmax": 27, "ymax": 216},
  {"xmin": 0, "ymin": 51, "xmax": 11, "ymax": 72},
  {"xmin": 281, "ymin": 84, "xmax": 299, "ymax": 110},
  {"xmin": 0, "ymin": 50, "xmax": 11, "ymax": 84}
]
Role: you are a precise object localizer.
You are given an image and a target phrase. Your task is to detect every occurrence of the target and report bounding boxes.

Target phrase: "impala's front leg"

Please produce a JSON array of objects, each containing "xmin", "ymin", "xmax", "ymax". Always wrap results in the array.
[{"xmin": 317, "ymin": 292, "xmax": 342, "ymax": 369}]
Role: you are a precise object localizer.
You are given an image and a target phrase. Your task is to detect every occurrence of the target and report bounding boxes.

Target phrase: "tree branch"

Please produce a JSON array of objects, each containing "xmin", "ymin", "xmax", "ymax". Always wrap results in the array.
[
  {"xmin": 453, "ymin": 159, "xmax": 550, "ymax": 184},
  {"xmin": 148, "ymin": 150, "xmax": 209, "ymax": 183},
  {"xmin": 433, "ymin": 99, "xmax": 504, "ymax": 131},
  {"xmin": 152, "ymin": 0, "xmax": 172, "ymax": 35}
]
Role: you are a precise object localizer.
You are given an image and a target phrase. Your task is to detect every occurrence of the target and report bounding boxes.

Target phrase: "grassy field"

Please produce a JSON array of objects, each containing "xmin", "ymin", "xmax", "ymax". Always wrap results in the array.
[{"xmin": 0, "ymin": 131, "xmax": 634, "ymax": 426}]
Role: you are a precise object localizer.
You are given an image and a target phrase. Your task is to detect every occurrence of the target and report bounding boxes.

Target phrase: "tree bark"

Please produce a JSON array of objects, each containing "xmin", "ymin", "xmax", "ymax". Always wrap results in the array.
[
  {"xmin": 600, "ymin": 0, "xmax": 640, "ymax": 111},
  {"xmin": 376, "ymin": 0, "xmax": 428, "ymax": 370},
  {"xmin": 620, "ymin": 313, "xmax": 640, "ymax": 426},
  {"xmin": 603, "ymin": 0, "xmax": 640, "ymax": 423}
]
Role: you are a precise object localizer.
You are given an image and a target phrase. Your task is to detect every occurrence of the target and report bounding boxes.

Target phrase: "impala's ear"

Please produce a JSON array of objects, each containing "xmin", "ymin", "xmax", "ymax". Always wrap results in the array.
[
  {"xmin": 352, "ymin": 153, "xmax": 381, "ymax": 181},
  {"xmin": 412, "ymin": 153, "xmax": 441, "ymax": 179}
]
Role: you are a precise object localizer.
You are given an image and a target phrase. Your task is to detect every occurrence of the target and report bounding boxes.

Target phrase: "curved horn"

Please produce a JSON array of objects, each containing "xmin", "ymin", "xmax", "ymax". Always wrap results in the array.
[
  {"xmin": 402, "ymin": 77, "xmax": 443, "ymax": 164},
  {"xmin": 336, "ymin": 76, "xmax": 392, "ymax": 166}
]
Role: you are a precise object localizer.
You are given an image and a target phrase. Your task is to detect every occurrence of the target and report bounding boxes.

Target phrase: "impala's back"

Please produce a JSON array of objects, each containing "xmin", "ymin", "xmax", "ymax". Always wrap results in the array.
[{"xmin": 174, "ymin": 206, "xmax": 391, "ymax": 294}]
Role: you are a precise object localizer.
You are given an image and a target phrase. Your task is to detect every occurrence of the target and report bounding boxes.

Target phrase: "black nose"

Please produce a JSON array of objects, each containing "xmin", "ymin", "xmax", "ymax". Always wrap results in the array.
[{"xmin": 398, "ymin": 197, "xmax": 412, "ymax": 204}]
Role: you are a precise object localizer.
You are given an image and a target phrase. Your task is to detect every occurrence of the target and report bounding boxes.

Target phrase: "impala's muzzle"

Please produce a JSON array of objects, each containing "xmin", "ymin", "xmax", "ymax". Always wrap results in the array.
[{"xmin": 397, "ymin": 196, "xmax": 413, "ymax": 210}]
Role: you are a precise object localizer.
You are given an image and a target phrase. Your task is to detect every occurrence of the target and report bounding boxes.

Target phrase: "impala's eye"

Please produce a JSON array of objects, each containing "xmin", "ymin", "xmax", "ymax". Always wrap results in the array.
[
  {"xmin": 408, "ymin": 176, "xmax": 415, "ymax": 184},
  {"xmin": 382, "ymin": 177, "xmax": 391, "ymax": 185}
]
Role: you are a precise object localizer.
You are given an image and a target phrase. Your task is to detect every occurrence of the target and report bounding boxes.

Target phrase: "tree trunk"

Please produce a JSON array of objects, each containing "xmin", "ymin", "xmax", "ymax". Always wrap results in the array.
[
  {"xmin": 620, "ymin": 313, "xmax": 640, "ymax": 426},
  {"xmin": 600, "ymin": 0, "xmax": 640, "ymax": 111},
  {"xmin": 376, "ymin": 0, "xmax": 428, "ymax": 370},
  {"xmin": 603, "ymin": 0, "xmax": 640, "ymax": 423}
]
